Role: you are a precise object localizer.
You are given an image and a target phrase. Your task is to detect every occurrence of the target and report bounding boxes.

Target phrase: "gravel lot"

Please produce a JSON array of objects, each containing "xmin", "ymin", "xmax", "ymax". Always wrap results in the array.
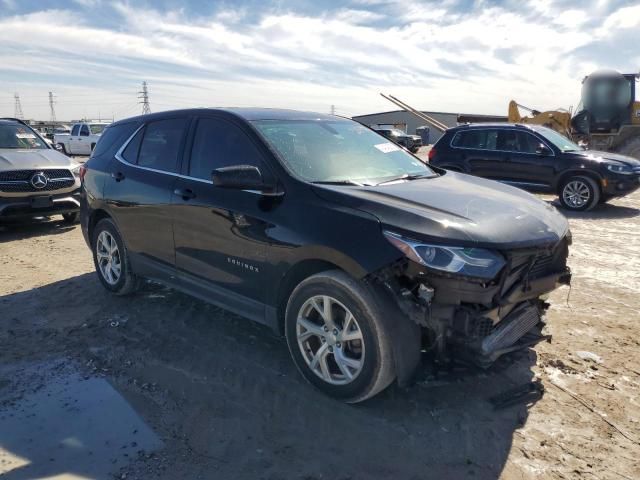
[{"xmin": 1, "ymin": 189, "xmax": 639, "ymax": 479}]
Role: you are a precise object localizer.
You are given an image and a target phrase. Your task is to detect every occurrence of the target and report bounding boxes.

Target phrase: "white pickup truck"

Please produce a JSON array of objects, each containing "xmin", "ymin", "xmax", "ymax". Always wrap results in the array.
[{"xmin": 54, "ymin": 122, "xmax": 109, "ymax": 156}]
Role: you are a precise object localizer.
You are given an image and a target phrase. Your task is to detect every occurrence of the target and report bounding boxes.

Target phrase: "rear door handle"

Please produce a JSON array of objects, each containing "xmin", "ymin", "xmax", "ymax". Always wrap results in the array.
[
  {"xmin": 111, "ymin": 171, "xmax": 125, "ymax": 182},
  {"xmin": 174, "ymin": 188, "xmax": 196, "ymax": 200}
]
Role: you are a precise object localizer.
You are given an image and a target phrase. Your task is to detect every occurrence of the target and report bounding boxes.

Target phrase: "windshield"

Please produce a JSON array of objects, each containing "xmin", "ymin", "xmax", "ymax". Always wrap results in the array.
[
  {"xmin": 533, "ymin": 126, "xmax": 582, "ymax": 152},
  {"xmin": 0, "ymin": 124, "xmax": 48, "ymax": 149},
  {"xmin": 252, "ymin": 119, "xmax": 434, "ymax": 184},
  {"xmin": 90, "ymin": 124, "xmax": 107, "ymax": 135}
]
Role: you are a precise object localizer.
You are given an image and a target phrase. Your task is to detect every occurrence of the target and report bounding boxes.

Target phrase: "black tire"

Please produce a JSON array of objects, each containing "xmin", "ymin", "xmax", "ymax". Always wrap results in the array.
[
  {"xmin": 92, "ymin": 218, "xmax": 139, "ymax": 295},
  {"xmin": 62, "ymin": 212, "xmax": 79, "ymax": 223},
  {"xmin": 558, "ymin": 175, "xmax": 600, "ymax": 211},
  {"xmin": 285, "ymin": 270, "xmax": 395, "ymax": 403}
]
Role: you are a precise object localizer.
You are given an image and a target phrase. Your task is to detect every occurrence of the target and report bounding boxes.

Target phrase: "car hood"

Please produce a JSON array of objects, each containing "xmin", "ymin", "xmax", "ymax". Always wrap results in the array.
[
  {"xmin": 312, "ymin": 172, "xmax": 569, "ymax": 250},
  {"xmin": 571, "ymin": 150, "xmax": 640, "ymax": 167},
  {"xmin": 0, "ymin": 149, "xmax": 75, "ymax": 170}
]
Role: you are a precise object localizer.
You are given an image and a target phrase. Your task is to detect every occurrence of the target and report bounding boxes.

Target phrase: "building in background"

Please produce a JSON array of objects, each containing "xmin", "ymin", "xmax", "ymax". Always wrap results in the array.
[{"xmin": 352, "ymin": 110, "xmax": 507, "ymax": 144}]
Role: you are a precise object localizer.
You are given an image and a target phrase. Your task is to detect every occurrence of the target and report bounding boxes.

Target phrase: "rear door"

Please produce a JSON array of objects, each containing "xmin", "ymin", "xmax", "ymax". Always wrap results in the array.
[
  {"xmin": 498, "ymin": 130, "xmax": 556, "ymax": 190},
  {"xmin": 451, "ymin": 128, "xmax": 505, "ymax": 178},
  {"xmin": 171, "ymin": 114, "xmax": 277, "ymax": 312},
  {"xmin": 104, "ymin": 116, "xmax": 189, "ymax": 270}
]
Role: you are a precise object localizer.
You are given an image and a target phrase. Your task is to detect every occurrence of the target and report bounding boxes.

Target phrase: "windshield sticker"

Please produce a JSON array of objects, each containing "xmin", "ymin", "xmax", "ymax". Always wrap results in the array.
[
  {"xmin": 374, "ymin": 143, "xmax": 400, "ymax": 153},
  {"xmin": 16, "ymin": 133, "xmax": 37, "ymax": 139}
]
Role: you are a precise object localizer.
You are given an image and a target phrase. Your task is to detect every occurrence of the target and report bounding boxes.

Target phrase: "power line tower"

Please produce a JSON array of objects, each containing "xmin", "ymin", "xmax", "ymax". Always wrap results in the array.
[
  {"xmin": 48, "ymin": 91, "xmax": 57, "ymax": 122},
  {"xmin": 14, "ymin": 93, "xmax": 24, "ymax": 119},
  {"xmin": 139, "ymin": 81, "xmax": 151, "ymax": 115}
]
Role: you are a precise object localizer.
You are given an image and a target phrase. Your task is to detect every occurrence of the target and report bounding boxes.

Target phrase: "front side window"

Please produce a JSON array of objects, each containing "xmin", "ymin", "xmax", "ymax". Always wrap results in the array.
[
  {"xmin": 532, "ymin": 126, "xmax": 580, "ymax": 152},
  {"xmin": 137, "ymin": 118, "xmax": 186, "ymax": 172},
  {"xmin": 0, "ymin": 124, "xmax": 47, "ymax": 149},
  {"xmin": 189, "ymin": 117, "xmax": 265, "ymax": 180},
  {"xmin": 252, "ymin": 119, "xmax": 434, "ymax": 184},
  {"xmin": 496, "ymin": 130, "xmax": 539, "ymax": 153},
  {"xmin": 452, "ymin": 130, "xmax": 498, "ymax": 150},
  {"xmin": 71, "ymin": 125, "xmax": 80, "ymax": 136}
]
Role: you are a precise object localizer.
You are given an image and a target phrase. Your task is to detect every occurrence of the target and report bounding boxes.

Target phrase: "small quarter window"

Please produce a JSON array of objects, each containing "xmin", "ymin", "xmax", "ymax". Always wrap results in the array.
[{"xmin": 122, "ymin": 128, "xmax": 144, "ymax": 164}]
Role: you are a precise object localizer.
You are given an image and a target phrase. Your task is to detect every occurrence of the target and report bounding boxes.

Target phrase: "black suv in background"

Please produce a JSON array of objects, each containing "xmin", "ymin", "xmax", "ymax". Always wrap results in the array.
[
  {"xmin": 81, "ymin": 109, "xmax": 571, "ymax": 402},
  {"xmin": 429, "ymin": 124, "xmax": 640, "ymax": 211},
  {"xmin": 372, "ymin": 127, "xmax": 422, "ymax": 153}
]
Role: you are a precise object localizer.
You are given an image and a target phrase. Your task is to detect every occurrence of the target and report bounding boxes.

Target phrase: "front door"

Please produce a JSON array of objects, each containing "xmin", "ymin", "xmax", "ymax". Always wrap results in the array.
[
  {"xmin": 172, "ymin": 115, "xmax": 278, "ymax": 308},
  {"xmin": 498, "ymin": 130, "xmax": 556, "ymax": 190},
  {"xmin": 68, "ymin": 124, "xmax": 81, "ymax": 155},
  {"xmin": 104, "ymin": 116, "xmax": 189, "ymax": 268}
]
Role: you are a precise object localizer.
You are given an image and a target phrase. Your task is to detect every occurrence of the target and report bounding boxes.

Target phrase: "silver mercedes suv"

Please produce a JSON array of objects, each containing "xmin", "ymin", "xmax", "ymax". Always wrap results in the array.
[{"xmin": 0, "ymin": 118, "xmax": 82, "ymax": 223}]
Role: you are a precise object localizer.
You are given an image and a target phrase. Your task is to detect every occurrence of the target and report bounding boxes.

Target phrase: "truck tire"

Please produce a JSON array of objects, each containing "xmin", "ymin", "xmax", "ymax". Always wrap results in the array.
[
  {"xmin": 616, "ymin": 137, "xmax": 640, "ymax": 160},
  {"xmin": 559, "ymin": 175, "xmax": 600, "ymax": 212},
  {"xmin": 285, "ymin": 270, "xmax": 396, "ymax": 403}
]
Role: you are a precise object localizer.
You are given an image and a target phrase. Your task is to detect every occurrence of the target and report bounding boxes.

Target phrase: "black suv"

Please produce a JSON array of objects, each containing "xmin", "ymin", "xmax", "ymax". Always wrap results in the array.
[
  {"xmin": 429, "ymin": 123, "xmax": 640, "ymax": 211},
  {"xmin": 81, "ymin": 109, "xmax": 571, "ymax": 402},
  {"xmin": 372, "ymin": 127, "xmax": 422, "ymax": 153}
]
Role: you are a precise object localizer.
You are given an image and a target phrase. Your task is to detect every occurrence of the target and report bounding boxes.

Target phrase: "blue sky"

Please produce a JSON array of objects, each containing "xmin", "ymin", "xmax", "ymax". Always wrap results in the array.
[{"xmin": 0, "ymin": 0, "xmax": 638, "ymax": 121}]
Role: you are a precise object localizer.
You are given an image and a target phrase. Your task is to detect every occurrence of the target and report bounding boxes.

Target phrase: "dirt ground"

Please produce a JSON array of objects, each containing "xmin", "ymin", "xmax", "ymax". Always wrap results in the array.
[{"xmin": 1, "ymin": 189, "xmax": 639, "ymax": 480}]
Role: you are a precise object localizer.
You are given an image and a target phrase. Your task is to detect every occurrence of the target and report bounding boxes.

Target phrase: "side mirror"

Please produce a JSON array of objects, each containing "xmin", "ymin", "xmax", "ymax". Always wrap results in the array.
[
  {"xmin": 54, "ymin": 143, "xmax": 63, "ymax": 152},
  {"xmin": 212, "ymin": 165, "xmax": 280, "ymax": 195},
  {"xmin": 535, "ymin": 143, "xmax": 552, "ymax": 156}
]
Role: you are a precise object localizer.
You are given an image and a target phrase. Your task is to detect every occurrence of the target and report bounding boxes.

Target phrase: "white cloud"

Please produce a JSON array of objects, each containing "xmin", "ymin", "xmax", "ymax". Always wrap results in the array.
[{"xmin": 0, "ymin": 1, "xmax": 637, "ymax": 121}]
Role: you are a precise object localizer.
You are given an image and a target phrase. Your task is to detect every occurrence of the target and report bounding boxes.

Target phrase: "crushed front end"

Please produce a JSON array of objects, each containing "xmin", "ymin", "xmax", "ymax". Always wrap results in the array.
[{"xmin": 373, "ymin": 232, "xmax": 572, "ymax": 367}]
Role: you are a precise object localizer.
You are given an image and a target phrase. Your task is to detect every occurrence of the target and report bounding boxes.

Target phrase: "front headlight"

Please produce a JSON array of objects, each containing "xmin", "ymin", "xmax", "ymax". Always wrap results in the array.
[
  {"xmin": 383, "ymin": 231, "xmax": 506, "ymax": 279},
  {"xmin": 71, "ymin": 165, "xmax": 82, "ymax": 178},
  {"xmin": 606, "ymin": 163, "xmax": 633, "ymax": 175}
]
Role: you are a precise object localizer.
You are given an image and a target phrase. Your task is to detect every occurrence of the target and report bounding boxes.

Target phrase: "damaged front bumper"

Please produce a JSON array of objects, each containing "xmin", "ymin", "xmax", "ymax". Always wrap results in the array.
[{"xmin": 374, "ymin": 236, "xmax": 571, "ymax": 368}]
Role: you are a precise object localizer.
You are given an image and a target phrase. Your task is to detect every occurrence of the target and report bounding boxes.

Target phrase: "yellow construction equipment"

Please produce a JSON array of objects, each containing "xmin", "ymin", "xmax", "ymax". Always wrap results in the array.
[{"xmin": 508, "ymin": 70, "xmax": 640, "ymax": 158}]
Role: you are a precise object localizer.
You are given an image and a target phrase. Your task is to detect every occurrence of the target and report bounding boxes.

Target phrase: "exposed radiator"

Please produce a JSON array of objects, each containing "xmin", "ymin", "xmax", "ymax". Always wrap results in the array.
[{"xmin": 480, "ymin": 304, "xmax": 540, "ymax": 355}]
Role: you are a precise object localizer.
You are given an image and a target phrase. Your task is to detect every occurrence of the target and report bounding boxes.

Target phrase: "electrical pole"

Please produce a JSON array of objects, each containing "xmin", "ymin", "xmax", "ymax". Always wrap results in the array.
[
  {"xmin": 49, "ymin": 91, "xmax": 57, "ymax": 123},
  {"xmin": 330, "ymin": 104, "xmax": 336, "ymax": 115},
  {"xmin": 14, "ymin": 93, "xmax": 24, "ymax": 119},
  {"xmin": 139, "ymin": 81, "xmax": 151, "ymax": 115}
]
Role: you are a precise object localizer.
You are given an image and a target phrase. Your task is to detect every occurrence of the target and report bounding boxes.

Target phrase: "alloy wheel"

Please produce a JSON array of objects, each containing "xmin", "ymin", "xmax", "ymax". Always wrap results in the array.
[
  {"xmin": 296, "ymin": 295, "xmax": 365, "ymax": 385},
  {"xmin": 96, "ymin": 231, "xmax": 122, "ymax": 285},
  {"xmin": 563, "ymin": 180, "xmax": 591, "ymax": 208}
]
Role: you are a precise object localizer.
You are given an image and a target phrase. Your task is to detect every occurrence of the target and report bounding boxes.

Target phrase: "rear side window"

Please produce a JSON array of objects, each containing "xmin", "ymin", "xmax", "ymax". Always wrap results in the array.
[
  {"xmin": 189, "ymin": 117, "xmax": 266, "ymax": 180},
  {"xmin": 80, "ymin": 125, "xmax": 90, "ymax": 136},
  {"xmin": 137, "ymin": 118, "xmax": 187, "ymax": 172},
  {"xmin": 92, "ymin": 122, "xmax": 138, "ymax": 158},
  {"xmin": 452, "ymin": 130, "xmax": 498, "ymax": 150}
]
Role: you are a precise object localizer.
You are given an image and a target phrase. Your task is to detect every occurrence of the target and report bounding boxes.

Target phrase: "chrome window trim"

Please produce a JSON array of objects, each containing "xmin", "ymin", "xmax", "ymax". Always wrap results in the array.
[
  {"xmin": 449, "ymin": 127, "xmax": 556, "ymax": 157},
  {"xmin": 113, "ymin": 123, "xmax": 268, "ymax": 194}
]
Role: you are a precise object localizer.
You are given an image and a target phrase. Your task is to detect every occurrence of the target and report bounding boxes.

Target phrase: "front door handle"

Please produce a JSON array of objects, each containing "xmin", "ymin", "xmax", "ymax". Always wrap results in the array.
[
  {"xmin": 174, "ymin": 188, "xmax": 196, "ymax": 200},
  {"xmin": 111, "ymin": 171, "xmax": 125, "ymax": 182}
]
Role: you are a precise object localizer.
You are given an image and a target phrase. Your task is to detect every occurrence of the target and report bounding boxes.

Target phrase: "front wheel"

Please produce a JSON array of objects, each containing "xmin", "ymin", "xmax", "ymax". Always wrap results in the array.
[
  {"xmin": 92, "ymin": 218, "xmax": 139, "ymax": 295},
  {"xmin": 285, "ymin": 270, "xmax": 395, "ymax": 403},
  {"xmin": 559, "ymin": 175, "xmax": 600, "ymax": 211},
  {"xmin": 62, "ymin": 212, "xmax": 79, "ymax": 223}
]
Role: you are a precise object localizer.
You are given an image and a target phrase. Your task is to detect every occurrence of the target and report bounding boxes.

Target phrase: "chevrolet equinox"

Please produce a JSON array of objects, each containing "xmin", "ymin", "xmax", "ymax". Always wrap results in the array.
[{"xmin": 81, "ymin": 109, "xmax": 572, "ymax": 402}]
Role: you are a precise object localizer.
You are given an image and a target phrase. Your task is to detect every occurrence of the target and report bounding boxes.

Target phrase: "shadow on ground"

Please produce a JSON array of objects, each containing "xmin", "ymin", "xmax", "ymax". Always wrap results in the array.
[
  {"xmin": 0, "ymin": 217, "xmax": 77, "ymax": 243},
  {"xmin": 0, "ymin": 273, "xmax": 541, "ymax": 479},
  {"xmin": 547, "ymin": 199, "xmax": 640, "ymax": 220}
]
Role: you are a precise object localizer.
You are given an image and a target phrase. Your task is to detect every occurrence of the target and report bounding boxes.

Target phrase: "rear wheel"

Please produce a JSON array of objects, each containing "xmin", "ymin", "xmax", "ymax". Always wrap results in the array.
[
  {"xmin": 92, "ymin": 218, "xmax": 139, "ymax": 295},
  {"xmin": 559, "ymin": 175, "xmax": 600, "ymax": 211},
  {"xmin": 285, "ymin": 270, "xmax": 395, "ymax": 403}
]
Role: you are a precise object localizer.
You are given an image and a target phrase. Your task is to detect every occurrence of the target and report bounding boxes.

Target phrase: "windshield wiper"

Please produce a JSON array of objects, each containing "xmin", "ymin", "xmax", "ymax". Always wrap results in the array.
[
  {"xmin": 311, "ymin": 179, "xmax": 369, "ymax": 186},
  {"xmin": 376, "ymin": 173, "xmax": 433, "ymax": 186}
]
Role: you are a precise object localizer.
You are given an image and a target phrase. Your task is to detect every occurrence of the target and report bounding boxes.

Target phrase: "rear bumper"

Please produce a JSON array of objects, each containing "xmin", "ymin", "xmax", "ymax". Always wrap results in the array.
[{"xmin": 0, "ymin": 189, "xmax": 81, "ymax": 219}]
